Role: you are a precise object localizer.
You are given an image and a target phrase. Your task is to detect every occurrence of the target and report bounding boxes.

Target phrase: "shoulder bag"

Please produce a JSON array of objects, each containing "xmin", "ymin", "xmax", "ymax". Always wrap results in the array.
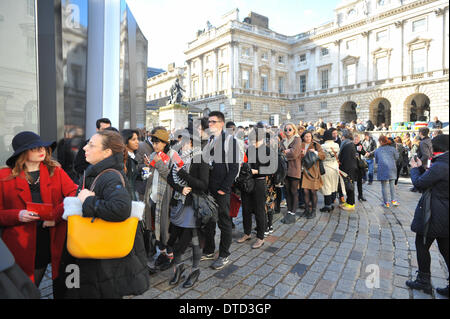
[{"xmin": 66, "ymin": 168, "xmax": 145, "ymax": 259}]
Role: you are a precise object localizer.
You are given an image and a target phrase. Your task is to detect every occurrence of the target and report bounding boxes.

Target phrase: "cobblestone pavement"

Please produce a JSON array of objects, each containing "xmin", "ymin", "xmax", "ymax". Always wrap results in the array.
[{"xmin": 40, "ymin": 178, "xmax": 448, "ymax": 299}]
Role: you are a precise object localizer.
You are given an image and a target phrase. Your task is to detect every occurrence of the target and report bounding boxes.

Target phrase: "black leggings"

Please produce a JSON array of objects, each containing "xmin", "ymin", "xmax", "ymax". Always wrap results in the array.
[
  {"xmin": 304, "ymin": 189, "xmax": 318, "ymax": 210},
  {"xmin": 285, "ymin": 177, "xmax": 300, "ymax": 213},
  {"xmin": 415, "ymin": 235, "xmax": 449, "ymax": 274}
]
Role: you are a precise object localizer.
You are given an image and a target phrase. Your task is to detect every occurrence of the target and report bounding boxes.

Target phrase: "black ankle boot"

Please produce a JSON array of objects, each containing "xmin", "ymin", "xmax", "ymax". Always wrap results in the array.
[
  {"xmin": 307, "ymin": 209, "xmax": 316, "ymax": 219},
  {"xmin": 183, "ymin": 269, "xmax": 200, "ymax": 288},
  {"xmin": 406, "ymin": 271, "xmax": 432, "ymax": 294},
  {"xmin": 169, "ymin": 263, "xmax": 185, "ymax": 286}
]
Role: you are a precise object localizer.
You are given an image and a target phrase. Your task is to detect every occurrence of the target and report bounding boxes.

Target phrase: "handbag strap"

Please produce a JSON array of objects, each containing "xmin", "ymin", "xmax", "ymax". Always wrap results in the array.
[{"xmin": 88, "ymin": 168, "xmax": 126, "ymax": 191}]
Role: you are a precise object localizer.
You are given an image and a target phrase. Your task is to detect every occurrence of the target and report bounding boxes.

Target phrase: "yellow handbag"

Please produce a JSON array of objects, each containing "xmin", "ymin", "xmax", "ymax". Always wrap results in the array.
[{"xmin": 66, "ymin": 169, "xmax": 144, "ymax": 259}]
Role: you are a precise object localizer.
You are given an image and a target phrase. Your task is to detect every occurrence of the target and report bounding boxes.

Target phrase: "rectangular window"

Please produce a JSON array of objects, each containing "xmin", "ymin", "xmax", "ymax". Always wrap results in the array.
[
  {"xmin": 263, "ymin": 105, "xmax": 269, "ymax": 112},
  {"xmin": 242, "ymin": 70, "xmax": 250, "ymax": 89},
  {"xmin": 412, "ymin": 48, "xmax": 426, "ymax": 74},
  {"xmin": 221, "ymin": 48, "xmax": 227, "ymax": 58},
  {"xmin": 412, "ymin": 18, "xmax": 426, "ymax": 33},
  {"xmin": 321, "ymin": 69, "xmax": 329, "ymax": 89},
  {"xmin": 376, "ymin": 30, "xmax": 388, "ymax": 42},
  {"xmin": 244, "ymin": 102, "xmax": 251, "ymax": 110},
  {"xmin": 298, "ymin": 104, "xmax": 305, "ymax": 112},
  {"xmin": 376, "ymin": 56, "xmax": 388, "ymax": 80},
  {"xmin": 219, "ymin": 103, "xmax": 225, "ymax": 113},
  {"xmin": 346, "ymin": 64, "xmax": 356, "ymax": 85},
  {"xmin": 206, "ymin": 55, "xmax": 210, "ymax": 64},
  {"xmin": 278, "ymin": 55, "xmax": 284, "ymax": 64},
  {"xmin": 299, "ymin": 54, "xmax": 306, "ymax": 63},
  {"xmin": 321, "ymin": 47, "xmax": 329, "ymax": 57},
  {"xmin": 261, "ymin": 74, "xmax": 268, "ymax": 92},
  {"xmin": 299, "ymin": 75, "xmax": 307, "ymax": 93},
  {"xmin": 320, "ymin": 101, "xmax": 327, "ymax": 110},
  {"xmin": 205, "ymin": 76, "xmax": 210, "ymax": 93},
  {"xmin": 278, "ymin": 77, "xmax": 284, "ymax": 93},
  {"xmin": 261, "ymin": 52, "xmax": 268, "ymax": 60}
]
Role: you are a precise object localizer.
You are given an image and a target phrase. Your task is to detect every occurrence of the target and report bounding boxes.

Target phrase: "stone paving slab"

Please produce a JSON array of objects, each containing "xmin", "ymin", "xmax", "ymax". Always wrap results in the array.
[{"xmin": 39, "ymin": 178, "xmax": 448, "ymax": 299}]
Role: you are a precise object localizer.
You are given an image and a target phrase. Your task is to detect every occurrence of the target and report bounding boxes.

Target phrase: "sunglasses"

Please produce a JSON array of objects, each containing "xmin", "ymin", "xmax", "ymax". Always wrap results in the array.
[
  {"xmin": 284, "ymin": 128, "xmax": 293, "ymax": 132},
  {"xmin": 151, "ymin": 138, "xmax": 161, "ymax": 144}
]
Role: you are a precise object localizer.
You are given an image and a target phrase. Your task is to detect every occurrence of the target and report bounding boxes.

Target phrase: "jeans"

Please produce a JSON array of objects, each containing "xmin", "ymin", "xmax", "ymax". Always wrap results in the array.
[
  {"xmin": 364, "ymin": 159, "xmax": 374, "ymax": 183},
  {"xmin": 380, "ymin": 180, "xmax": 396, "ymax": 203}
]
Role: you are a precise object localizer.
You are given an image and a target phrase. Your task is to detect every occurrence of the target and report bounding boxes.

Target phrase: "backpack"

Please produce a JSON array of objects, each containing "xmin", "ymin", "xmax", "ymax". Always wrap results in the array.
[
  {"xmin": 235, "ymin": 162, "xmax": 255, "ymax": 193},
  {"xmin": 273, "ymin": 151, "xmax": 288, "ymax": 185}
]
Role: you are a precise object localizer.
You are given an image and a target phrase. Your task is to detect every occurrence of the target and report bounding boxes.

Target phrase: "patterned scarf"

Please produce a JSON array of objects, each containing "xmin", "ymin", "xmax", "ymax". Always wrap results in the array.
[{"xmin": 171, "ymin": 146, "xmax": 202, "ymax": 203}]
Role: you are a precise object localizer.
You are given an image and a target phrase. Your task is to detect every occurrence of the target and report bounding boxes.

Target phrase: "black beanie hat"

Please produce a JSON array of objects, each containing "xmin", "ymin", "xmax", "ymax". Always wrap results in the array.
[{"xmin": 432, "ymin": 134, "xmax": 449, "ymax": 152}]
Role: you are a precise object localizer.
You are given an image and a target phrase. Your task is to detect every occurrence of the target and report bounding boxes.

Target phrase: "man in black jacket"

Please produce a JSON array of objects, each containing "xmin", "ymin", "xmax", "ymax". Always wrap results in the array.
[
  {"xmin": 202, "ymin": 111, "xmax": 239, "ymax": 270},
  {"xmin": 339, "ymin": 130, "xmax": 358, "ymax": 211}
]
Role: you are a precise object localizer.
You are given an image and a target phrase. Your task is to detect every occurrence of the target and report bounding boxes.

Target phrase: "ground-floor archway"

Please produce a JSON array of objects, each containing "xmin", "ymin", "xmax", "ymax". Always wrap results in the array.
[
  {"xmin": 340, "ymin": 101, "xmax": 357, "ymax": 123},
  {"xmin": 404, "ymin": 93, "xmax": 430, "ymax": 122},
  {"xmin": 369, "ymin": 98, "xmax": 392, "ymax": 127}
]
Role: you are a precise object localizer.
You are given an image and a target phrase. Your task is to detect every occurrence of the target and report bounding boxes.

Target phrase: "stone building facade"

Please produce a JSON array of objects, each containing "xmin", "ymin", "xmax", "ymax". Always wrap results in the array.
[{"xmin": 147, "ymin": 0, "xmax": 449, "ymax": 127}]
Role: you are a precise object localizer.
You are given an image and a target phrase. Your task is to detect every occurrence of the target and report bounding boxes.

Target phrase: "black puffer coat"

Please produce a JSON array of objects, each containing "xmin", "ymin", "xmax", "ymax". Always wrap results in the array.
[
  {"xmin": 66, "ymin": 153, "xmax": 149, "ymax": 298},
  {"xmin": 339, "ymin": 139, "xmax": 358, "ymax": 180},
  {"xmin": 410, "ymin": 152, "xmax": 449, "ymax": 238}
]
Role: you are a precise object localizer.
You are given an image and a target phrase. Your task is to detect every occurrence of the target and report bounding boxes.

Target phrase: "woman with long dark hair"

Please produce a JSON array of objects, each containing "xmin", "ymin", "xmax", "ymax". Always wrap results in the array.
[
  {"xmin": 121, "ymin": 129, "xmax": 140, "ymax": 201},
  {"xmin": 166, "ymin": 129, "xmax": 209, "ymax": 288}
]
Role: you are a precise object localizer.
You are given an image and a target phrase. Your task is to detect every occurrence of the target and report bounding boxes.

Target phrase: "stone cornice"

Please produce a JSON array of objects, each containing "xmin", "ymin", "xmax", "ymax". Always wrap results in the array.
[{"xmin": 309, "ymin": 0, "xmax": 438, "ymax": 42}]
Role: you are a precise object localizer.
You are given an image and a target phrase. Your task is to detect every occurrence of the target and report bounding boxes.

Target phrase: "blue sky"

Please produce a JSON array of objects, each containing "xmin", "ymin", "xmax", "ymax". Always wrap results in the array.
[{"xmin": 126, "ymin": 0, "xmax": 340, "ymax": 69}]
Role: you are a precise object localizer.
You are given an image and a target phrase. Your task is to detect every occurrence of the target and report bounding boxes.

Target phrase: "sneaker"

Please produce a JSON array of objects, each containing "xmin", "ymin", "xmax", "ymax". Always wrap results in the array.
[
  {"xmin": 341, "ymin": 203, "xmax": 355, "ymax": 211},
  {"xmin": 237, "ymin": 234, "xmax": 251, "ymax": 243},
  {"xmin": 252, "ymin": 239, "xmax": 265, "ymax": 249},
  {"xmin": 200, "ymin": 253, "xmax": 215, "ymax": 261},
  {"xmin": 155, "ymin": 253, "xmax": 169, "ymax": 267},
  {"xmin": 280, "ymin": 200, "xmax": 287, "ymax": 208},
  {"xmin": 264, "ymin": 230, "xmax": 269, "ymax": 238},
  {"xmin": 340, "ymin": 197, "xmax": 346, "ymax": 204},
  {"xmin": 210, "ymin": 256, "xmax": 229, "ymax": 270},
  {"xmin": 268, "ymin": 226, "xmax": 274, "ymax": 234},
  {"xmin": 391, "ymin": 200, "xmax": 400, "ymax": 206},
  {"xmin": 382, "ymin": 202, "xmax": 390, "ymax": 208}
]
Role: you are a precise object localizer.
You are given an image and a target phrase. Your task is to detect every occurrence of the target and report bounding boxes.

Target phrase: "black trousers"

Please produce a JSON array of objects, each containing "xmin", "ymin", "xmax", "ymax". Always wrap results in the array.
[
  {"xmin": 202, "ymin": 192, "xmax": 232, "ymax": 258},
  {"xmin": 242, "ymin": 179, "xmax": 267, "ymax": 240},
  {"xmin": 415, "ymin": 235, "xmax": 449, "ymax": 274},
  {"xmin": 324, "ymin": 192, "xmax": 337, "ymax": 206},
  {"xmin": 356, "ymin": 169, "xmax": 364, "ymax": 199}
]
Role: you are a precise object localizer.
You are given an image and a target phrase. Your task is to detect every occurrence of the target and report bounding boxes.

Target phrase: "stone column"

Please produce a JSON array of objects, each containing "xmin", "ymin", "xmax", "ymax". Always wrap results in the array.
[
  {"xmin": 199, "ymin": 54, "xmax": 204, "ymax": 96},
  {"xmin": 186, "ymin": 60, "xmax": 192, "ymax": 99},
  {"xmin": 213, "ymin": 48, "xmax": 219, "ymax": 94},
  {"xmin": 253, "ymin": 45, "xmax": 259, "ymax": 90},
  {"xmin": 234, "ymin": 43, "xmax": 240, "ymax": 89},
  {"xmin": 334, "ymin": 40, "xmax": 341, "ymax": 87},
  {"xmin": 361, "ymin": 31, "xmax": 370, "ymax": 83},
  {"xmin": 270, "ymin": 49, "xmax": 276, "ymax": 92},
  {"xmin": 434, "ymin": 8, "xmax": 446, "ymax": 70}
]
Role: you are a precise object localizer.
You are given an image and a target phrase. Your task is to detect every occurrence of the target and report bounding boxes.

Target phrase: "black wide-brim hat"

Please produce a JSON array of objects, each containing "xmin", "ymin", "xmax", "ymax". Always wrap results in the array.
[{"xmin": 6, "ymin": 131, "xmax": 57, "ymax": 168}]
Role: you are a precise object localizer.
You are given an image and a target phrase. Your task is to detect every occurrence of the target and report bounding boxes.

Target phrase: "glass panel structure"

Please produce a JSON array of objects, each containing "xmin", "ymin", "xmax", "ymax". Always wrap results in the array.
[{"xmin": 0, "ymin": 0, "xmax": 39, "ymax": 165}]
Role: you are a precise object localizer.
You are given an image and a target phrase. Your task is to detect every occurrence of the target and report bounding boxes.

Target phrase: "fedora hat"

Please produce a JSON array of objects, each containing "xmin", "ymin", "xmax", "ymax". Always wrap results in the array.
[
  {"xmin": 6, "ymin": 131, "xmax": 56, "ymax": 168},
  {"xmin": 149, "ymin": 129, "xmax": 170, "ymax": 144}
]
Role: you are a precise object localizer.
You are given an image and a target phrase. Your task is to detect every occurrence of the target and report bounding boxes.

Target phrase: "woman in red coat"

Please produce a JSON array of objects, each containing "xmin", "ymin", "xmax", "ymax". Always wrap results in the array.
[{"xmin": 0, "ymin": 131, "xmax": 78, "ymax": 287}]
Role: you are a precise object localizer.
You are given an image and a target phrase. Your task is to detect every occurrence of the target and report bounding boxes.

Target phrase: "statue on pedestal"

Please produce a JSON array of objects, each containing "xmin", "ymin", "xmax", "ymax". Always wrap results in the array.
[{"xmin": 167, "ymin": 78, "xmax": 185, "ymax": 105}]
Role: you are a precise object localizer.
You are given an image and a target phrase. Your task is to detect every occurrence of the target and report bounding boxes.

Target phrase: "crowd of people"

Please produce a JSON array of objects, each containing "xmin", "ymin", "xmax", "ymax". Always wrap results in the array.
[{"xmin": 0, "ymin": 113, "xmax": 448, "ymax": 299}]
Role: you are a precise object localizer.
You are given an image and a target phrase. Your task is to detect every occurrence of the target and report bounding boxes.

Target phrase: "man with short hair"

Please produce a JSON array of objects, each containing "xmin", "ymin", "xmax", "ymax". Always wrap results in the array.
[
  {"xmin": 410, "ymin": 127, "xmax": 433, "ymax": 192},
  {"xmin": 202, "ymin": 111, "xmax": 240, "ymax": 270},
  {"xmin": 433, "ymin": 116, "xmax": 443, "ymax": 129},
  {"xmin": 73, "ymin": 118, "xmax": 111, "ymax": 179},
  {"xmin": 331, "ymin": 128, "xmax": 341, "ymax": 146}
]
